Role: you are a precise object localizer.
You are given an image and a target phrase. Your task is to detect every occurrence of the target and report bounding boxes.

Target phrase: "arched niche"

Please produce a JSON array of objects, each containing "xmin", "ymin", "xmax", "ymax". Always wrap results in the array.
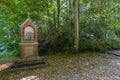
[{"xmin": 24, "ymin": 26, "xmax": 34, "ymax": 41}]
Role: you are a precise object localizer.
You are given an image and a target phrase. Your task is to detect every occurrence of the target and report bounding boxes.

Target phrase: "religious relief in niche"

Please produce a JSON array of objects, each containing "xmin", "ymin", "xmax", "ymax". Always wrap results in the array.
[{"xmin": 24, "ymin": 26, "xmax": 34, "ymax": 41}]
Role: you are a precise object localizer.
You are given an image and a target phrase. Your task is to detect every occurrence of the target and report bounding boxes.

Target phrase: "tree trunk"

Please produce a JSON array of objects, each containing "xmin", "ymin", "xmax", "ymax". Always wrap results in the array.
[
  {"xmin": 57, "ymin": 0, "xmax": 60, "ymax": 28},
  {"xmin": 73, "ymin": 0, "xmax": 79, "ymax": 51},
  {"xmin": 53, "ymin": 11, "xmax": 56, "ymax": 28},
  {"xmin": 47, "ymin": 1, "xmax": 51, "ymax": 33},
  {"xmin": 99, "ymin": 0, "xmax": 104, "ymax": 27},
  {"xmin": 117, "ymin": 0, "xmax": 120, "ymax": 21}
]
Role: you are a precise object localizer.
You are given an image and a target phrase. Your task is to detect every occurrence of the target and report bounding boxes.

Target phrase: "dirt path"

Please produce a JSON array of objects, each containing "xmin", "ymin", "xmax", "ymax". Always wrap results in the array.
[
  {"xmin": 0, "ymin": 52, "xmax": 120, "ymax": 80},
  {"xmin": 109, "ymin": 50, "xmax": 120, "ymax": 56},
  {"xmin": 62, "ymin": 59, "xmax": 120, "ymax": 80}
]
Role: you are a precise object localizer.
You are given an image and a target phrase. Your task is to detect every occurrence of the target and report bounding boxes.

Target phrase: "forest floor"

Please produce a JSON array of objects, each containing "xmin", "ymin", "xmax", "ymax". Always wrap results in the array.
[{"xmin": 0, "ymin": 52, "xmax": 120, "ymax": 80}]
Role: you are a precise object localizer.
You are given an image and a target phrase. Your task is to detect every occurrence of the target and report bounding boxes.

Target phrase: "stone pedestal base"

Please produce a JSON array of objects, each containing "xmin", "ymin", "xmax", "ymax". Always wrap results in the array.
[{"xmin": 19, "ymin": 42, "xmax": 38, "ymax": 58}]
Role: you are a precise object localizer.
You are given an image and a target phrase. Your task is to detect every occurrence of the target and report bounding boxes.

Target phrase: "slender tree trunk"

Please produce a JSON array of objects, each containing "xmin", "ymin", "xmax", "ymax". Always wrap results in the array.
[
  {"xmin": 99, "ymin": 0, "xmax": 102, "ymax": 28},
  {"xmin": 57, "ymin": 0, "xmax": 60, "ymax": 28},
  {"xmin": 47, "ymin": 2, "xmax": 51, "ymax": 33},
  {"xmin": 117, "ymin": 0, "xmax": 120, "ymax": 21},
  {"xmin": 69, "ymin": 0, "xmax": 73, "ymax": 27},
  {"xmin": 73, "ymin": 0, "xmax": 79, "ymax": 51},
  {"xmin": 53, "ymin": 11, "xmax": 56, "ymax": 28}
]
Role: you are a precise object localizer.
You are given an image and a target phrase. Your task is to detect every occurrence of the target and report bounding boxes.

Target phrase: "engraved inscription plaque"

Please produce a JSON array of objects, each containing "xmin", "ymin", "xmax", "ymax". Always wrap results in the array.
[{"xmin": 25, "ymin": 46, "xmax": 34, "ymax": 57}]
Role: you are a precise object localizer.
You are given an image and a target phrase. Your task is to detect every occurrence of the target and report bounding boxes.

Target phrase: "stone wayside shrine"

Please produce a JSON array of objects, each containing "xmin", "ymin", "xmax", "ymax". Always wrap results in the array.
[
  {"xmin": 0, "ymin": 14, "xmax": 48, "ymax": 76},
  {"xmin": 19, "ymin": 13, "xmax": 38, "ymax": 58}
]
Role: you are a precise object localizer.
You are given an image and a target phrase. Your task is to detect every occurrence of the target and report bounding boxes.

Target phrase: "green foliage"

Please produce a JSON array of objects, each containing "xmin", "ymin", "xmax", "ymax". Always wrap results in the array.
[
  {"xmin": 115, "ymin": 28, "xmax": 120, "ymax": 37},
  {"xmin": 0, "ymin": 50, "xmax": 18, "ymax": 59},
  {"xmin": 0, "ymin": 0, "xmax": 120, "ymax": 55},
  {"xmin": 79, "ymin": 38, "xmax": 110, "ymax": 52},
  {"xmin": 64, "ymin": 46, "xmax": 77, "ymax": 54},
  {"xmin": 0, "ymin": 37, "xmax": 19, "ymax": 51},
  {"xmin": 38, "ymin": 27, "xmax": 75, "ymax": 54},
  {"xmin": 0, "ymin": 38, "xmax": 19, "ymax": 57},
  {"xmin": 0, "ymin": 44, "xmax": 6, "ymax": 52},
  {"xmin": 109, "ymin": 37, "xmax": 120, "ymax": 49}
]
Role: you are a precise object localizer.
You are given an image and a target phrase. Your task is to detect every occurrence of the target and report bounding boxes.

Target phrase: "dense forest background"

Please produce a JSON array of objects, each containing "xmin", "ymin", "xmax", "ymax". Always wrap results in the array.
[{"xmin": 0, "ymin": 0, "xmax": 120, "ymax": 56}]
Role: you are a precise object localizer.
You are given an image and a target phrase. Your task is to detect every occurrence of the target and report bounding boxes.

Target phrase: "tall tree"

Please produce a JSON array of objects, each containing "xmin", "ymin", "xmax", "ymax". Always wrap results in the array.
[
  {"xmin": 57, "ymin": 0, "xmax": 60, "ymax": 28},
  {"xmin": 47, "ymin": 0, "xmax": 51, "ymax": 32},
  {"xmin": 73, "ymin": 0, "xmax": 79, "ymax": 51}
]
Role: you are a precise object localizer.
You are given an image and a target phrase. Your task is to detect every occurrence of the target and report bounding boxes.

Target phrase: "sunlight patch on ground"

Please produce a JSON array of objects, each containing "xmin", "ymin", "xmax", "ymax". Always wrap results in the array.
[
  {"xmin": 0, "ymin": 63, "xmax": 12, "ymax": 71},
  {"xmin": 111, "ymin": 60, "xmax": 120, "ymax": 66},
  {"xmin": 116, "ymin": 62, "xmax": 120, "ymax": 66},
  {"xmin": 19, "ymin": 75, "xmax": 39, "ymax": 80}
]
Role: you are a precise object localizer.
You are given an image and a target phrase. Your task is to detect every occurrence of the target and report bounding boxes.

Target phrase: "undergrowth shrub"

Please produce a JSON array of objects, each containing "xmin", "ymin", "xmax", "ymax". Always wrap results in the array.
[
  {"xmin": 38, "ymin": 25, "xmax": 120, "ymax": 54},
  {"xmin": 79, "ymin": 37, "xmax": 120, "ymax": 52},
  {"xmin": 38, "ymin": 27, "xmax": 75, "ymax": 54},
  {"xmin": 115, "ymin": 28, "xmax": 120, "ymax": 37},
  {"xmin": 109, "ymin": 37, "xmax": 120, "ymax": 49},
  {"xmin": 0, "ymin": 50, "xmax": 18, "ymax": 58},
  {"xmin": 0, "ymin": 37, "xmax": 19, "ymax": 57}
]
